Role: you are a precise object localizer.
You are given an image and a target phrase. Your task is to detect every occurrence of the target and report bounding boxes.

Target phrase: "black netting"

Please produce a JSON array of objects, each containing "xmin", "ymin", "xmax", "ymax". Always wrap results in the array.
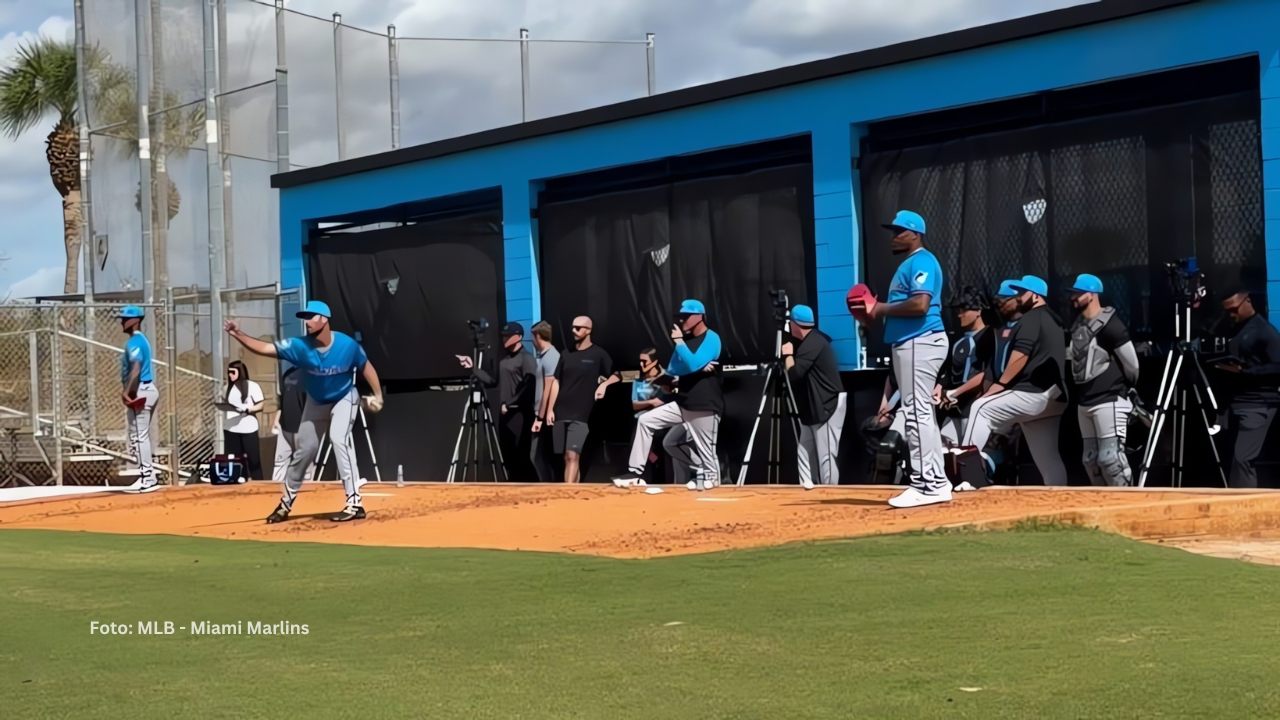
[{"xmin": 860, "ymin": 81, "xmax": 1263, "ymax": 356}]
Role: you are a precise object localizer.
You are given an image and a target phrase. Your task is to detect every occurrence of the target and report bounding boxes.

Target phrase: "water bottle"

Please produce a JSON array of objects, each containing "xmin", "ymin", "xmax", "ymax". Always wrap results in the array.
[{"xmin": 396, "ymin": 464, "xmax": 405, "ymax": 488}]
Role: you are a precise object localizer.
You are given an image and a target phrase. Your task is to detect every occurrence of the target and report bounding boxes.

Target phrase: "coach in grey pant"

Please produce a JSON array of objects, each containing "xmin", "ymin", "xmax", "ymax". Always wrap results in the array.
[
  {"xmin": 963, "ymin": 275, "xmax": 1069, "ymax": 486},
  {"xmin": 783, "ymin": 304, "xmax": 846, "ymax": 488},
  {"xmin": 854, "ymin": 210, "xmax": 951, "ymax": 508}
]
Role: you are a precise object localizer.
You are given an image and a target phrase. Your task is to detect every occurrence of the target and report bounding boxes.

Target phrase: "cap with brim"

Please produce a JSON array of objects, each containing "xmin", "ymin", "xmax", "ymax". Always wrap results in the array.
[
  {"xmin": 1070, "ymin": 273, "xmax": 1104, "ymax": 294},
  {"xmin": 995, "ymin": 280, "xmax": 1020, "ymax": 299},
  {"xmin": 881, "ymin": 209, "xmax": 926, "ymax": 235},
  {"xmin": 296, "ymin": 300, "xmax": 332, "ymax": 319},
  {"xmin": 791, "ymin": 304, "xmax": 816, "ymax": 326},
  {"xmin": 117, "ymin": 305, "xmax": 145, "ymax": 319},
  {"xmin": 678, "ymin": 298, "xmax": 706, "ymax": 315},
  {"xmin": 502, "ymin": 322, "xmax": 524, "ymax": 337},
  {"xmin": 1010, "ymin": 275, "xmax": 1049, "ymax": 297}
]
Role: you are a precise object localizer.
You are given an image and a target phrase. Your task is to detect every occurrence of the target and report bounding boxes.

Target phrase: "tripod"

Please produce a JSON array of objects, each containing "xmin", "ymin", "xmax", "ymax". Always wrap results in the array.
[
  {"xmin": 446, "ymin": 338, "xmax": 507, "ymax": 483},
  {"xmin": 737, "ymin": 322, "xmax": 803, "ymax": 486},
  {"xmin": 1136, "ymin": 298, "xmax": 1227, "ymax": 488}
]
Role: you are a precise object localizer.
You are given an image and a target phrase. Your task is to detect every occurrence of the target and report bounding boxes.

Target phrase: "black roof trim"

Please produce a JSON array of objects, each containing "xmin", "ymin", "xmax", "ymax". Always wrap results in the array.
[{"xmin": 272, "ymin": 0, "xmax": 1196, "ymax": 190}]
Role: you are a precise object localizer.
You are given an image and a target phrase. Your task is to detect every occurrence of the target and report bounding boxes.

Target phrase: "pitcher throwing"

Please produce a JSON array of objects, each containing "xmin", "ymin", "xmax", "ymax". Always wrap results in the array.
[{"xmin": 225, "ymin": 301, "xmax": 383, "ymax": 523}]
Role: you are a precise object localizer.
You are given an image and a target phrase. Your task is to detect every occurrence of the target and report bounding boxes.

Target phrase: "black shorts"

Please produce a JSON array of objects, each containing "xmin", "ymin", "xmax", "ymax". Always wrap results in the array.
[{"xmin": 553, "ymin": 420, "xmax": 590, "ymax": 455}]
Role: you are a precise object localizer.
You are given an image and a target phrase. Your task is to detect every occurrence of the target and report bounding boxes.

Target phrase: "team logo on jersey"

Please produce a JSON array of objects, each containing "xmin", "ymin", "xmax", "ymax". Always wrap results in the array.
[{"xmin": 913, "ymin": 271, "xmax": 929, "ymax": 286}]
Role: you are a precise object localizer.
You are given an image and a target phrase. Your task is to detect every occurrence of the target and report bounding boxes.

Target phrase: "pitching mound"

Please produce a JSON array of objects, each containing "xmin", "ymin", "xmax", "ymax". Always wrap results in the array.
[{"xmin": 3, "ymin": 483, "xmax": 1280, "ymax": 558}]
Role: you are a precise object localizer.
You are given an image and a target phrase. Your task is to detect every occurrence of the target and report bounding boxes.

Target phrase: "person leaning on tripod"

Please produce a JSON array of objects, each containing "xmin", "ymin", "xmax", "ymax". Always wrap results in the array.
[
  {"xmin": 528, "ymin": 321, "xmax": 560, "ymax": 482},
  {"xmin": 1217, "ymin": 288, "xmax": 1280, "ymax": 488},
  {"xmin": 852, "ymin": 210, "xmax": 951, "ymax": 508},
  {"xmin": 1068, "ymin": 274, "xmax": 1140, "ymax": 487},
  {"xmin": 547, "ymin": 315, "xmax": 620, "ymax": 483},
  {"xmin": 781, "ymin": 304, "xmax": 845, "ymax": 489},
  {"xmin": 458, "ymin": 322, "xmax": 538, "ymax": 481},
  {"xmin": 612, "ymin": 299, "xmax": 724, "ymax": 491}
]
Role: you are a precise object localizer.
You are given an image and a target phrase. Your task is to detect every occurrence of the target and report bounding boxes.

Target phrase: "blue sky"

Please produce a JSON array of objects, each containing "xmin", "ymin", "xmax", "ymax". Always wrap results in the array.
[{"xmin": 0, "ymin": 0, "xmax": 1083, "ymax": 299}]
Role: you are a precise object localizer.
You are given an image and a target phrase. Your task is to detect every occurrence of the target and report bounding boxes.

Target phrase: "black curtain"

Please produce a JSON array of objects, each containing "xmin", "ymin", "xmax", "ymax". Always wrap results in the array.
[
  {"xmin": 860, "ymin": 89, "xmax": 1264, "ymax": 359},
  {"xmin": 307, "ymin": 209, "xmax": 504, "ymax": 381},
  {"xmin": 539, "ymin": 162, "xmax": 815, "ymax": 368}
]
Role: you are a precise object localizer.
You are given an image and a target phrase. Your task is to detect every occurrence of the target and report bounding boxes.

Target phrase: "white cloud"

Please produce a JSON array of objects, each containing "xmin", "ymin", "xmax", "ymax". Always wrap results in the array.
[{"xmin": 4, "ymin": 265, "xmax": 63, "ymax": 300}]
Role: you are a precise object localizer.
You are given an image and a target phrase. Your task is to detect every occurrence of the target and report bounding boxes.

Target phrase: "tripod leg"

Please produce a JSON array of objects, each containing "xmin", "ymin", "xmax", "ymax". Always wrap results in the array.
[
  {"xmin": 737, "ymin": 365, "xmax": 776, "ymax": 486},
  {"xmin": 447, "ymin": 393, "xmax": 471, "ymax": 483},
  {"xmin": 356, "ymin": 406, "xmax": 381, "ymax": 483},
  {"xmin": 1138, "ymin": 353, "xmax": 1185, "ymax": 487}
]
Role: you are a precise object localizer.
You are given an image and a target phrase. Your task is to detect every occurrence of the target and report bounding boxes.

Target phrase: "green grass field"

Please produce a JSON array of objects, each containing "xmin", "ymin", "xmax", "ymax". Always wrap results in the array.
[{"xmin": 2, "ymin": 527, "xmax": 1278, "ymax": 719}]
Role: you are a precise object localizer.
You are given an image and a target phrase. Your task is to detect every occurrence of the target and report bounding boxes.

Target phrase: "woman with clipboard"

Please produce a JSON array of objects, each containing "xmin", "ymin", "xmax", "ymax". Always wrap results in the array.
[{"xmin": 218, "ymin": 360, "xmax": 265, "ymax": 480}]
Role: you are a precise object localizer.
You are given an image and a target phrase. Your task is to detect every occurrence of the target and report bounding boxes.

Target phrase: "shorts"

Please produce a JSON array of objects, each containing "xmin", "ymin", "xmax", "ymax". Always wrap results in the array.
[{"xmin": 553, "ymin": 420, "xmax": 590, "ymax": 455}]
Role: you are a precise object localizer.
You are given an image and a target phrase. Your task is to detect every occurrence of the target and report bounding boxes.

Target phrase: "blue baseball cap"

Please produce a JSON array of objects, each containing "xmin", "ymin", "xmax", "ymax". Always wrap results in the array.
[
  {"xmin": 117, "ymin": 305, "xmax": 145, "ymax": 319},
  {"xmin": 1010, "ymin": 275, "xmax": 1049, "ymax": 298},
  {"xmin": 791, "ymin": 304, "xmax": 816, "ymax": 326},
  {"xmin": 995, "ymin": 280, "xmax": 1020, "ymax": 299},
  {"xmin": 678, "ymin": 298, "xmax": 706, "ymax": 315},
  {"xmin": 883, "ymin": 210, "xmax": 926, "ymax": 235},
  {"xmin": 1070, "ymin": 273, "xmax": 1104, "ymax": 294},
  {"xmin": 296, "ymin": 300, "xmax": 332, "ymax": 319}
]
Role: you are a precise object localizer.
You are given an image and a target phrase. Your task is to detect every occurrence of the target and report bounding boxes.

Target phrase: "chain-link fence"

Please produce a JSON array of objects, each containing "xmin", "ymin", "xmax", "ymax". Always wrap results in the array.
[{"xmin": 0, "ymin": 302, "xmax": 200, "ymax": 486}]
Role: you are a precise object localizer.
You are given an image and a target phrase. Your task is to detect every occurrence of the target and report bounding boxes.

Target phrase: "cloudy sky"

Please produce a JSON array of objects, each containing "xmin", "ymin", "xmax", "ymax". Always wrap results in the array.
[{"xmin": 0, "ymin": 0, "xmax": 1086, "ymax": 299}]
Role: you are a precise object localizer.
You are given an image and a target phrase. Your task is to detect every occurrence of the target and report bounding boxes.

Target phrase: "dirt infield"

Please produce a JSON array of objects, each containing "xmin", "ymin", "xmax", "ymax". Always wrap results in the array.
[{"xmin": 4, "ymin": 482, "xmax": 1280, "ymax": 558}]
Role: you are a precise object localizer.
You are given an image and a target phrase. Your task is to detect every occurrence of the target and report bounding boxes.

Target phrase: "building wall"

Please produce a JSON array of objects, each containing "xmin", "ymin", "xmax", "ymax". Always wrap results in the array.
[{"xmin": 279, "ymin": 0, "xmax": 1280, "ymax": 368}]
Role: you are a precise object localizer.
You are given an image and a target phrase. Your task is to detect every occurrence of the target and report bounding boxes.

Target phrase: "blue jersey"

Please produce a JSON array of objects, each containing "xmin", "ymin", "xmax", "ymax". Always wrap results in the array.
[
  {"xmin": 883, "ymin": 248, "xmax": 945, "ymax": 346},
  {"xmin": 121, "ymin": 333, "xmax": 154, "ymax": 384},
  {"xmin": 274, "ymin": 332, "xmax": 368, "ymax": 404}
]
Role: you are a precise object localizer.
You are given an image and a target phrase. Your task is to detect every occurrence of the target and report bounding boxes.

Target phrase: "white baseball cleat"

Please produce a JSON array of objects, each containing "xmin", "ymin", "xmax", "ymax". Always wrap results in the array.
[
  {"xmin": 888, "ymin": 486, "xmax": 953, "ymax": 508},
  {"xmin": 800, "ymin": 478, "xmax": 815, "ymax": 491}
]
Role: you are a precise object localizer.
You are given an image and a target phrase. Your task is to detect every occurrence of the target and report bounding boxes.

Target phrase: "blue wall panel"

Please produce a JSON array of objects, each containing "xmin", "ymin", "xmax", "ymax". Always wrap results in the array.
[{"xmin": 280, "ymin": 0, "xmax": 1280, "ymax": 367}]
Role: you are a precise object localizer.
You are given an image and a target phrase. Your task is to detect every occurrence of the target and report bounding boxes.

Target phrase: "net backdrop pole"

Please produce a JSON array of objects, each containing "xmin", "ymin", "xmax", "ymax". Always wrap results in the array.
[
  {"xmin": 519, "ymin": 28, "xmax": 530, "ymax": 122},
  {"xmin": 388, "ymin": 24, "xmax": 400, "ymax": 150},
  {"xmin": 333, "ymin": 13, "xmax": 346, "ymax": 160},
  {"xmin": 217, "ymin": 0, "xmax": 235, "ymax": 290},
  {"xmin": 204, "ymin": 0, "xmax": 227, "ymax": 455},
  {"xmin": 135, "ymin": 0, "xmax": 156, "ymax": 319},
  {"xmin": 74, "ymin": 0, "xmax": 99, "ymax": 434},
  {"xmin": 275, "ymin": 0, "xmax": 289, "ymax": 173},
  {"xmin": 646, "ymin": 33, "xmax": 656, "ymax": 96}
]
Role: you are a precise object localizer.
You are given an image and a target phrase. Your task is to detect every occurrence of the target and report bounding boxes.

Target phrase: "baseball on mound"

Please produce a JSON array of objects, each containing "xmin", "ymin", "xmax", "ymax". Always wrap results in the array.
[{"xmin": 361, "ymin": 395, "xmax": 384, "ymax": 414}]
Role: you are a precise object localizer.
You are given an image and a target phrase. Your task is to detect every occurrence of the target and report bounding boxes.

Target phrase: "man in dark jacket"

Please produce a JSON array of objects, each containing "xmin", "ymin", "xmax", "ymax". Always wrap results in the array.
[
  {"xmin": 1217, "ymin": 289, "xmax": 1280, "ymax": 488},
  {"xmin": 459, "ymin": 322, "xmax": 538, "ymax": 481},
  {"xmin": 782, "ymin": 304, "xmax": 845, "ymax": 489}
]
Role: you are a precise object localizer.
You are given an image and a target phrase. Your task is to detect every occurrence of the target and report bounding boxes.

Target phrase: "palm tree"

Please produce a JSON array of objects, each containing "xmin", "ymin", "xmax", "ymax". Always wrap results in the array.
[{"xmin": 0, "ymin": 39, "xmax": 128, "ymax": 295}]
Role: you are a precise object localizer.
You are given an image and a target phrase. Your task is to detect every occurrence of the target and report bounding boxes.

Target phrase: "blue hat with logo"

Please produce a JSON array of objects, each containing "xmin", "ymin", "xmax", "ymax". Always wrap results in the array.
[
  {"xmin": 1070, "ymin": 273, "xmax": 1104, "ymax": 294},
  {"xmin": 1011, "ymin": 274, "xmax": 1049, "ymax": 298},
  {"xmin": 296, "ymin": 300, "xmax": 332, "ymax": 319},
  {"xmin": 791, "ymin": 304, "xmax": 816, "ymax": 326},
  {"xmin": 995, "ymin": 280, "xmax": 1020, "ymax": 299},
  {"xmin": 117, "ymin": 305, "xmax": 145, "ymax": 319},
  {"xmin": 678, "ymin": 298, "xmax": 706, "ymax": 315},
  {"xmin": 883, "ymin": 210, "xmax": 926, "ymax": 235}
]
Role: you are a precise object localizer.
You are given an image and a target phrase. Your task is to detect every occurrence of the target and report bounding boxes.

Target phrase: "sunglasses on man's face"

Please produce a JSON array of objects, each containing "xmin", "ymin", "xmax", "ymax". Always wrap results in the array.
[{"xmin": 572, "ymin": 325, "xmax": 590, "ymax": 331}]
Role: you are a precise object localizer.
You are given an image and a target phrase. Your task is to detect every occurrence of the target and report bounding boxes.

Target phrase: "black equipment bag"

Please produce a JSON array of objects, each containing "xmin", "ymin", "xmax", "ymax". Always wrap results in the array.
[{"xmin": 205, "ymin": 454, "xmax": 247, "ymax": 485}]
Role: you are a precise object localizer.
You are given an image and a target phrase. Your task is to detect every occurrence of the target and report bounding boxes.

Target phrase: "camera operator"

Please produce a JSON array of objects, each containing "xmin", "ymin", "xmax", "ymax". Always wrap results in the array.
[
  {"xmin": 612, "ymin": 299, "xmax": 724, "ymax": 491},
  {"xmin": 457, "ymin": 322, "xmax": 537, "ymax": 481},
  {"xmin": 781, "ymin": 304, "xmax": 845, "ymax": 489},
  {"xmin": 529, "ymin": 321, "xmax": 560, "ymax": 482},
  {"xmin": 963, "ymin": 275, "xmax": 1068, "ymax": 486},
  {"xmin": 1068, "ymin": 274, "xmax": 1140, "ymax": 487},
  {"xmin": 1217, "ymin": 288, "xmax": 1280, "ymax": 488},
  {"xmin": 935, "ymin": 287, "xmax": 995, "ymax": 444},
  {"xmin": 547, "ymin": 315, "xmax": 620, "ymax": 484}
]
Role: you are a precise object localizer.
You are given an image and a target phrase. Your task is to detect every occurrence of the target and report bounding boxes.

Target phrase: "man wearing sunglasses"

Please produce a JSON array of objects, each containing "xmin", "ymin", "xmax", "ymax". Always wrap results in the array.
[
  {"xmin": 547, "ymin": 315, "xmax": 620, "ymax": 483},
  {"xmin": 1217, "ymin": 288, "xmax": 1280, "ymax": 487},
  {"xmin": 225, "ymin": 300, "xmax": 384, "ymax": 522},
  {"xmin": 612, "ymin": 299, "xmax": 723, "ymax": 491}
]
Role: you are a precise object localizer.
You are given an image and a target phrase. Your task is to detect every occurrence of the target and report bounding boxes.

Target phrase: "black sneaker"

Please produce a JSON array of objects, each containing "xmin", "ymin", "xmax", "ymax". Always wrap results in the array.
[
  {"xmin": 330, "ymin": 505, "xmax": 367, "ymax": 522},
  {"xmin": 265, "ymin": 504, "xmax": 290, "ymax": 524},
  {"xmin": 610, "ymin": 471, "xmax": 643, "ymax": 488}
]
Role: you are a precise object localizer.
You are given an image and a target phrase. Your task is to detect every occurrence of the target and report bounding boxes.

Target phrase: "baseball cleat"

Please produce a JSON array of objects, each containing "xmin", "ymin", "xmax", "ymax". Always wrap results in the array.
[
  {"xmin": 611, "ymin": 471, "xmax": 643, "ymax": 488},
  {"xmin": 888, "ymin": 486, "xmax": 953, "ymax": 509},
  {"xmin": 265, "ymin": 503, "xmax": 290, "ymax": 524},
  {"xmin": 123, "ymin": 479, "xmax": 160, "ymax": 494},
  {"xmin": 330, "ymin": 505, "xmax": 366, "ymax": 522},
  {"xmin": 800, "ymin": 478, "xmax": 815, "ymax": 491}
]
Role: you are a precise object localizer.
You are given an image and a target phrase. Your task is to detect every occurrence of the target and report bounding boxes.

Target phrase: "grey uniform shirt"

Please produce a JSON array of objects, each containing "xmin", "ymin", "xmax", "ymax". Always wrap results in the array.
[{"xmin": 534, "ymin": 346, "xmax": 561, "ymax": 418}]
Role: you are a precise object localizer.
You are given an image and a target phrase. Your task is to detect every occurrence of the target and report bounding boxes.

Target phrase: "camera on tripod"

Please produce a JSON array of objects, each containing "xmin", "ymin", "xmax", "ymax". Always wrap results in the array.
[
  {"xmin": 467, "ymin": 317, "xmax": 490, "ymax": 333},
  {"xmin": 769, "ymin": 288, "xmax": 790, "ymax": 324},
  {"xmin": 1165, "ymin": 257, "xmax": 1207, "ymax": 307}
]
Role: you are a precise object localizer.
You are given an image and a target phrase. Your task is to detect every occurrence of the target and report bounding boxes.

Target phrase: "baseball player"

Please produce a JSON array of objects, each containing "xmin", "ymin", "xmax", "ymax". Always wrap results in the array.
[
  {"xmin": 963, "ymin": 275, "xmax": 1069, "ymax": 486},
  {"xmin": 934, "ymin": 286, "xmax": 995, "ymax": 444},
  {"xmin": 851, "ymin": 210, "xmax": 951, "ymax": 508},
  {"xmin": 119, "ymin": 305, "xmax": 160, "ymax": 493},
  {"xmin": 225, "ymin": 300, "xmax": 384, "ymax": 523},
  {"xmin": 1068, "ymin": 274, "xmax": 1139, "ymax": 486}
]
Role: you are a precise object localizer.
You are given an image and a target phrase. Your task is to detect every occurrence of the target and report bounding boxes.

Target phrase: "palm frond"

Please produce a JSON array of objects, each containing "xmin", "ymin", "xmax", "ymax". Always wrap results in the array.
[{"xmin": 0, "ymin": 38, "xmax": 77, "ymax": 139}]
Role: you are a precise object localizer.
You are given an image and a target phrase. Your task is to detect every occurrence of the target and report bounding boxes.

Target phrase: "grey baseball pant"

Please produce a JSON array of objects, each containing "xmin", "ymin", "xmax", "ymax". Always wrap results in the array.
[
  {"xmin": 891, "ymin": 332, "xmax": 950, "ymax": 494},
  {"xmin": 271, "ymin": 428, "xmax": 316, "ymax": 484},
  {"xmin": 627, "ymin": 402, "xmax": 720, "ymax": 483},
  {"xmin": 798, "ymin": 392, "xmax": 847, "ymax": 486},
  {"xmin": 126, "ymin": 382, "xmax": 160, "ymax": 483},
  {"xmin": 1078, "ymin": 397, "xmax": 1133, "ymax": 487},
  {"xmin": 281, "ymin": 388, "xmax": 360, "ymax": 509},
  {"xmin": 963, "ymin": 387, "xmax": 1068, "ymax": 486}
]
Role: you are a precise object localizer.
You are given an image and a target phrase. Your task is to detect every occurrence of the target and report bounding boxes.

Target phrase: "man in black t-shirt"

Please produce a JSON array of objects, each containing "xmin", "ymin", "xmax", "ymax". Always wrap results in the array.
[
  {"xmin": 1217, "ymin": 288, "xmax": 1280, "ymax": 488},
  {"xmin": 962, "ymin": 275, "xmax": 1069, "ymax": 486},
  {"xmin": 548, "ymin": 315, "xmax": 620, "ymax": 483},
  {"xmin": 782, "ymin": 304, "xmax": 844, "ymax": 489},
  {"xmin": 1068, "ymin": 274, "xmax": 1140, "ymax": 487},
  {"xmin": 612, "ymin": 299, "xmax": 725, "ymax": 491},
  {"xmin": 934, "ymin": 286, "xmax": 995, "ymax": 445}
]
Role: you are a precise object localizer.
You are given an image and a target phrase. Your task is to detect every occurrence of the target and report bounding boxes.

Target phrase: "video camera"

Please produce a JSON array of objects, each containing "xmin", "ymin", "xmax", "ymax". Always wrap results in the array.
[
  {"xmin": 769, "ymin": 288, "xmax": 790, "ymax": 325},
  {"xmin": 466, "ymin": 317, "xmax": 490, "ymax": 349},
  {"xmin": 1165, "ymin": 257, "xmax": 1207, "ymax": 308}
]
